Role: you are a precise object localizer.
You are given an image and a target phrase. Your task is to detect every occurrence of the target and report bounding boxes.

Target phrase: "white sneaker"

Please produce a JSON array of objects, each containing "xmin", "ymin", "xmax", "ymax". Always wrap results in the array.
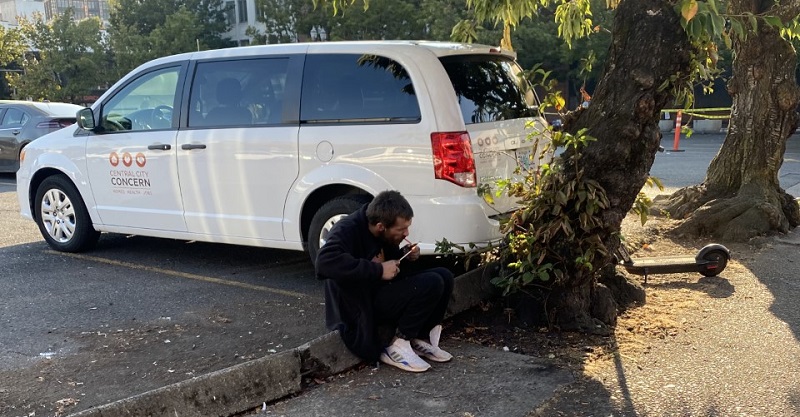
[
  {"xmin": 380, "ymin": 337, "xmax": 431, "ymax": 372},
  {"xmin": 411, "ymin": 325, "xmax": 453, "ymax": 363}
]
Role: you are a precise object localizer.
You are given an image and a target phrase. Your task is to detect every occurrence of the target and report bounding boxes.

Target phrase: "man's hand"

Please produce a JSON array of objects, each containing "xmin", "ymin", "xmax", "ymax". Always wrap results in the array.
[
  {"xmin": 381, "ymin": 260, "xmax": 400, "ymax": 280},
  {"xmin": 401, "ymin": 243, "xmax": 420, "ymax": 262}
]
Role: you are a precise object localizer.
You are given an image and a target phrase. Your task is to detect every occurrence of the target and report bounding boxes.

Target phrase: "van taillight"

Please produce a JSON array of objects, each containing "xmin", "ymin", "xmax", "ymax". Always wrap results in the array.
[{"xmin": 431, "ymin": 131, "xmax": 476, "ymax": 188}]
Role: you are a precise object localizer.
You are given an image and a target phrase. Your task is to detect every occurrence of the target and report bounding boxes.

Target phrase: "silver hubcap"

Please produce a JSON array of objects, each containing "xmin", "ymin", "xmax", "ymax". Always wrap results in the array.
[
  {"xmin": 319, "ymin": 214, "xmax": 347, "ymax": 248},
  {"xmin": 41, "ymin": 188, "xmax": 76, "ymax": 243}
]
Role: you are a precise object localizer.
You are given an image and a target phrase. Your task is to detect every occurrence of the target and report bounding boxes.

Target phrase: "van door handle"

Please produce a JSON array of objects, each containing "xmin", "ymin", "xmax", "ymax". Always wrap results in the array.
[
  {"xmin": 181, "ymin": 144, "xmax": 207, "ymax": 150},
  {"xmin": 147, "ymin": 144, "xmax": 171, "ymax": 150},
  {"xmin": 11, "ymin": 129, "xmax": 20, "ymax": 135}
]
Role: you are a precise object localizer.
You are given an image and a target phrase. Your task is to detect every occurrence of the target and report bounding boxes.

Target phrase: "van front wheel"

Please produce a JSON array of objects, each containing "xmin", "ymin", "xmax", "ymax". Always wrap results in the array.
[
  {"xmin": 34, "ymin": 175, "xmax": 100, "ymax": 252},
  {"xmin": 307, "ymin": 195, "xmax": 372, "ymax": 265}
]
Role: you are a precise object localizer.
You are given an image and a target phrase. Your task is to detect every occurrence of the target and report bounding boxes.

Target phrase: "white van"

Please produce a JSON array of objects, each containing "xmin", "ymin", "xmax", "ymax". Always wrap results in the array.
[{"xmin": 16, "ymin": 41, "xmax": 550, "ymax": 263}]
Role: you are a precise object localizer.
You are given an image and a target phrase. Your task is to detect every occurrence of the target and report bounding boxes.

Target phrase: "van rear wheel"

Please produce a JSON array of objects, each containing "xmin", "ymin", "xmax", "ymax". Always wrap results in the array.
[{"xmin": 307, "ymin": 195, "xmax": 372, "ymax": 265}]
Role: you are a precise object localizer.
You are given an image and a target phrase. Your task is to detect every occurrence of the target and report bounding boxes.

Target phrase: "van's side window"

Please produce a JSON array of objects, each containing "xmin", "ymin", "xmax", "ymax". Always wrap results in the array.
[
  {"xmin": 300, "ymin": 54, "xmax": 421, "ymax": 123},
  {"xmin": 100, "ymin": 66, "xmax": 180, "ymax": 132},
  {"xmin": 188, "ymin": 58, "xmax": 289, "ymax": 128}
]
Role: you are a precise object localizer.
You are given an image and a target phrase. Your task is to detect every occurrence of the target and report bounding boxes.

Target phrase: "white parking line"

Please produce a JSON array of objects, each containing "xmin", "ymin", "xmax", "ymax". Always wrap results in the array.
[{"xmin": 47, "ymin": 250, "xmax": 307, "ymax": 298}]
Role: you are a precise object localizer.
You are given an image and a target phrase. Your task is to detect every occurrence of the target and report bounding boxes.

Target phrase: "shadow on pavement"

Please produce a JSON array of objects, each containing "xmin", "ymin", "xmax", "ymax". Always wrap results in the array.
[
  {"xmin": 740, "ymin": 231, "xmax": 800, "ymax": 343},
  {"xmin": 644, "ymin": 274, "xmax": 735, "ymax": 299}
]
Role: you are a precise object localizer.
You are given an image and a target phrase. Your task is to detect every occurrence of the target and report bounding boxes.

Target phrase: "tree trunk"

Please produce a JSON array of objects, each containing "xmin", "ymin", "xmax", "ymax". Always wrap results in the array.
[
  {"xmin": 659, "ymin": 1, "xmax": 800, "ymax": 240},
  {"xmin": 549, "ymin": 0, "xmax": 693, "ymax": 330}
]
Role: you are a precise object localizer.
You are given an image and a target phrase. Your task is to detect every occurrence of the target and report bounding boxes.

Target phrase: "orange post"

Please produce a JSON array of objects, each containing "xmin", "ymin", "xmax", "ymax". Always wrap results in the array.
[{"xmin": 670, "ymin": 110, "xmax": 685, "ymax": 152}]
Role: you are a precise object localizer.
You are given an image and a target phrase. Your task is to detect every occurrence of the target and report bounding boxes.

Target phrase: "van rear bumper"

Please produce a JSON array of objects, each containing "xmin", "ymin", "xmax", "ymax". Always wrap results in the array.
[{"xmin": 406, "ymin": 195, "xmax": 505, "ymax": 254}]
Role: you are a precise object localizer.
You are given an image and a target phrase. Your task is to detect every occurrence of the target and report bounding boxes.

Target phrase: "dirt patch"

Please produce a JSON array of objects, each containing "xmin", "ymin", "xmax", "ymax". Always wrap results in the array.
[{"xmin": 444, "ymin": 213, "xmax": 748, "ymax": 416}]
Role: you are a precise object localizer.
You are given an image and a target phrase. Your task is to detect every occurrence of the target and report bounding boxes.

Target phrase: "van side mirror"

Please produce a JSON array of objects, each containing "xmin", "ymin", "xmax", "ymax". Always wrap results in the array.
[{"xmin": 77, "ymin": 108, "xmax": 96, "ymax": 131}]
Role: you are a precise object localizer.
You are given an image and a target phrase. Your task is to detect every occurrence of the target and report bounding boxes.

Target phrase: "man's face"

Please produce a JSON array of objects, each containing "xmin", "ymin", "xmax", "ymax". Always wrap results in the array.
[{"xmin": 378, "ymin": 216, "xmax": 412, "ymax": 246}]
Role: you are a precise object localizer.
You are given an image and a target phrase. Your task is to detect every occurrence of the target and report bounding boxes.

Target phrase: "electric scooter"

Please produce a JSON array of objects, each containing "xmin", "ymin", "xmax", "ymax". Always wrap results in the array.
[{"xmin": 615, "ymin": 243, "xmax": 731, "ymax": 284}]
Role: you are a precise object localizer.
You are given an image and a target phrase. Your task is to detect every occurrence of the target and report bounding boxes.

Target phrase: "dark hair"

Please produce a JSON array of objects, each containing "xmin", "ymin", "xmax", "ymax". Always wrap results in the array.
[{"xmin": 366, "ymin": 190, "xmax": 413, "ymax": 227}]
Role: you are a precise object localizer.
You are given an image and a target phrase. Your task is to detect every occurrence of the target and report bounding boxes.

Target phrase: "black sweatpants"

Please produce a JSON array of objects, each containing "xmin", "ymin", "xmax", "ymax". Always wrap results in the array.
[{"xmin": 373, "ymin": 267, "xmax": 455, "ymax": 342}]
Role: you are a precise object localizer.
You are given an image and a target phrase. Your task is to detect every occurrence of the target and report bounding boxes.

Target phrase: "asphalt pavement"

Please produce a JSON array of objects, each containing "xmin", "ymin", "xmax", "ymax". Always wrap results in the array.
[{"xmin": 650, "ymin": 132, "xmax": 800, "ymax": 194}]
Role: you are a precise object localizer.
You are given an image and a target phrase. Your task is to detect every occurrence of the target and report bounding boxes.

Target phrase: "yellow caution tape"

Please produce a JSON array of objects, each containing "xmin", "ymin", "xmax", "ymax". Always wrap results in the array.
[{"xmin": 662, "ymin": 107, "xmax": 731, "ymax": 112}]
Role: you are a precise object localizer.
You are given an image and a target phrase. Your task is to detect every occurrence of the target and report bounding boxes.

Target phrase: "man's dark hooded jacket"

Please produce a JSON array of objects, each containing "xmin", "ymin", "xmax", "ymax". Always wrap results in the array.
[{"xmin": 315, "ymin": 204, "xmax": 403, "ymax": 362}]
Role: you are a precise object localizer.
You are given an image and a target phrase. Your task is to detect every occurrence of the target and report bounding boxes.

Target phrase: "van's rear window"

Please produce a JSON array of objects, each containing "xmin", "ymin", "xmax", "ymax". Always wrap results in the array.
[{"xmin": 440, "ymin": 55, "xmax": 536, "ymax": 125}]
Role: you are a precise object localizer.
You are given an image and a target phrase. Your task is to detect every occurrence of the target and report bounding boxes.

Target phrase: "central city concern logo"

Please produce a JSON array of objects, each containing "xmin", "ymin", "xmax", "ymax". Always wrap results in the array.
[{"xmin": 109, "ymin": 151, "xmax": 147, "ymax": 168}]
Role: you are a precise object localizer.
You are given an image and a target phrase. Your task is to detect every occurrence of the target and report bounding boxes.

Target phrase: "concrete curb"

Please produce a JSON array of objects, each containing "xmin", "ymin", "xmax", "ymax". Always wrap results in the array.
[
  {"xmin": 68, "ymin": 263, "xmax": 498, "ymax": 417},
  {"xmin": 69, "ymin": 349, "xmax": 302, "ymax": 417}
]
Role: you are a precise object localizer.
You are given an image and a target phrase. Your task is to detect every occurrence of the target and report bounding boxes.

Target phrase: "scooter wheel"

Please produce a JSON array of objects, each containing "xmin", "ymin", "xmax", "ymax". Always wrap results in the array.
[{"xmin": 700, "ymin": 249, "xmax": 728, "ymax": 277}]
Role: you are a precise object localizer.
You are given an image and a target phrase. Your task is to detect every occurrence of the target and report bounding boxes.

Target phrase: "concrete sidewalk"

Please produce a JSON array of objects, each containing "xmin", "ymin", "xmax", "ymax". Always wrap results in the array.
[
  {"xmin": 262, "ymin": 342, "xmax": 573, "ymax": 417},
  {"xmin": 67, "ymin": 263, "xmax": 574, "ymax": 417}
]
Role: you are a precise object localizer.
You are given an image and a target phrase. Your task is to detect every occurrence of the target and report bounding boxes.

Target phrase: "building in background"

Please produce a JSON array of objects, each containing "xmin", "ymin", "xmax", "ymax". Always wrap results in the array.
[
  {"xmin": 0, "ymin": 0, "xmax": 45, "ymax": 25},
  {"xmin": 0, "ymin": 0, "xmax": 108, "ymax": 24},
  {"xmin": 2, "ymin": 0, "xmax": 270, "ymax": 46},
  {"xmin": 224, "ymin": 0, "xmax": 265, "ymax": 46},
  {"xmin": 43, "ymin": 0, "xmax": 109, "ymax": 22}
]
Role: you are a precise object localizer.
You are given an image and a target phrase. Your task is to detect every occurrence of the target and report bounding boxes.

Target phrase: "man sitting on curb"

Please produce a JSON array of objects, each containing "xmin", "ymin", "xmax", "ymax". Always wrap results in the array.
[{"xmin": 316, "ymin": 190, "xmax": 455, "ymax": 372}]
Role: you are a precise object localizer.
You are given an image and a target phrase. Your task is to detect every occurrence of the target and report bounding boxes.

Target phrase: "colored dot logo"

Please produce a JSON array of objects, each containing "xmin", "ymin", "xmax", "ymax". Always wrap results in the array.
[
  {"xmin": 135, "ymin": 152, "xmax": 146, "ymax": 167},
  {"xmin": 109, "ymin": 152, "xmax": 120, "ymax": 167},
  {"xmin": 122, "ymin": 152, "xmax": 133, "ymax": 167}
]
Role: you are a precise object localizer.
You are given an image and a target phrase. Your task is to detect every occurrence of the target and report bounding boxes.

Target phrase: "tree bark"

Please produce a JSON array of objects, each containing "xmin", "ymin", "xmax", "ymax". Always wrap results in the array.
[
  {"xmin": 659, "ymin": 0, "xmax": 800, "ymax": 240},
  {"xmin": 547, "ymin": 0, "xmax": 693, "ymax": 330}
]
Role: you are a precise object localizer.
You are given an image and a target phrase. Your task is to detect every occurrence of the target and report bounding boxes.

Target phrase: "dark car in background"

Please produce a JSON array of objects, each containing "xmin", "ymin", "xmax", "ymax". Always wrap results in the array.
[{"xmin": 0, "ymin": 100, "xmax": 84, "ymax": 173}]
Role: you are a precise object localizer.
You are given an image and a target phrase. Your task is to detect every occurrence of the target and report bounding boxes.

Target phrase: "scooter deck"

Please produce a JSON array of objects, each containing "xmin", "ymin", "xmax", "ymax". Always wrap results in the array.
[
  {"xmin": 622, "ymin": 255, "xmax": 710, "ymax": 276},
  {"xmin": 626, "ymin": 255, "xmax": 696, "ymax": 266},
  {"xmin": 616, "ymin": 243, "xmax": 729, "ymax": 283}
]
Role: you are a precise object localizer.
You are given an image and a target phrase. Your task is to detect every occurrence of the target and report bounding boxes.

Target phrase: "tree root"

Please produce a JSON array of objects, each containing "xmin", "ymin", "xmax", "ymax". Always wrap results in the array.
[
  {"xmin": 654, "ymin": 181, "xmax": 800, "ymax": 242},
  {"xmin": 599, "ymin": 265, "xmax": 646, "ymax": 310},
  {"xmin": 652, "ymin": 184, "xmax": 708, "ymax": 219}
]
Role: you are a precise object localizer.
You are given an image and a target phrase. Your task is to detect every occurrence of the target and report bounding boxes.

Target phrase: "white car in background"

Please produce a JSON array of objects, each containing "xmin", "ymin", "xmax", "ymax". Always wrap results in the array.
[{"xmin": 17, "ymin": 41, "xmax": 550, "ymax": 263}]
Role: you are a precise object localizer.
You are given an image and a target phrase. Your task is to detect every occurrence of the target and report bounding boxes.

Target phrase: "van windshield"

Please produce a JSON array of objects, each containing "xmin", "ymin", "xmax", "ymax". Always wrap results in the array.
[{"xmin": 439, "ymin": 55, "xmax": 536, "ymax": 125}]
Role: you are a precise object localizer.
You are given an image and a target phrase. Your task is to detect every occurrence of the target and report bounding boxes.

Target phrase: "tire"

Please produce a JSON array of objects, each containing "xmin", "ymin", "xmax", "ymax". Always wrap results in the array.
[
  {"xmin": 307, "ymin": 195, "xmax": 372, "ymax": 265},
  {"xmin": 699, "ymin": 249, "xmax": 728, "ymax": 277},
  {"xmin": 34, "ymin": 175, "xmax": 100, "ymax": 252}
]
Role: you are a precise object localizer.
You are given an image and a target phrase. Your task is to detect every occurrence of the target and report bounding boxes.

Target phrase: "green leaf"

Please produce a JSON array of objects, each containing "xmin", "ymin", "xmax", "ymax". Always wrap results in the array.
[
  {"xmin": 707, "ymin": 0, "xmax": 718, "ymax": 15},
  {"xmin": 762, "ymin": 16, "xmax": 783, "ymax": 30},
  {"xmin": 522, "ymin": 272, "xmax": 534, "ymax": 284},
  {"xmin": 710, "ymin": 14, "xmax": 725, "ymax": 36},
  {"xmin": 730, "ymin": 19, "xmax": 745, "ymax": 40},
  {"xmin": 747, "ymin": 13, "xmax": 758, "ymax": 31},
  {"xmin": 556, "ymin": 190, "xmax": 568, "ymax": 205},
  {"xmin": 688, "ymin": 15, "xmax": 703, "ymax": 38}
]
